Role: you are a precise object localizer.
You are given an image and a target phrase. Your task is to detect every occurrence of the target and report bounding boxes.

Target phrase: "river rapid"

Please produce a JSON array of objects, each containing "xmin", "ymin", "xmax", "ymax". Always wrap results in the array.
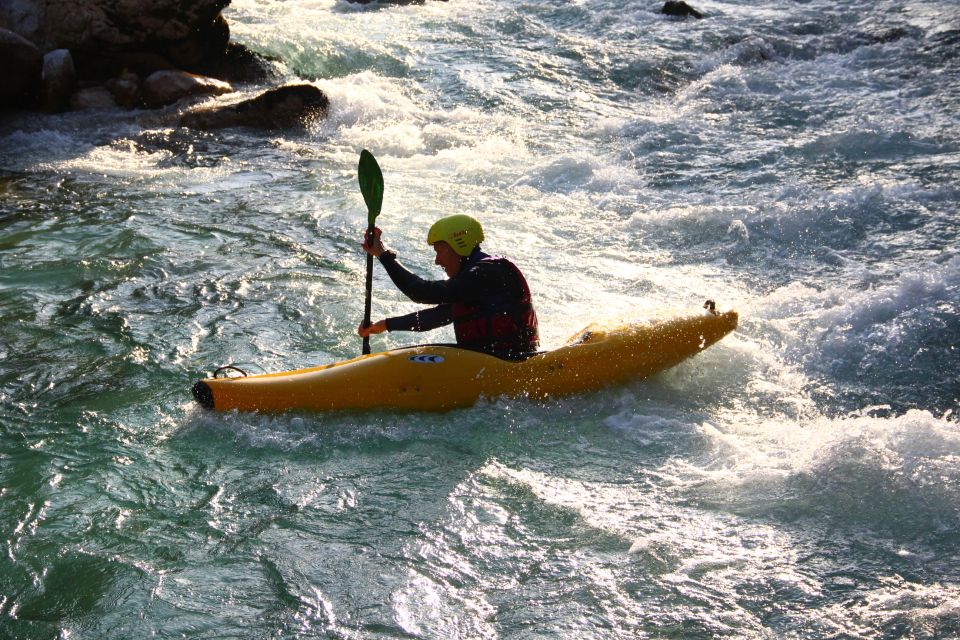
[{"xmin": 1, "ymin": 0, "xmax": 959, "ymax": 637}]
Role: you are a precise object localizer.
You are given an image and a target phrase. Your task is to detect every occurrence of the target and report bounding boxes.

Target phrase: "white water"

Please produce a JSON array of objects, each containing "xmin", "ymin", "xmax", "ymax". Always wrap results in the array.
[{"xmin": 1, "ymin": 0, "xmax": 958, "ymax": 637}]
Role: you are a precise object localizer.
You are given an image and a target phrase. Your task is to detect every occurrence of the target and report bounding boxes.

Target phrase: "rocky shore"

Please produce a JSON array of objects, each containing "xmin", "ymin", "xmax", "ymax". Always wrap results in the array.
[{"xmin": 0, "ymin": 0, "xmax": 328, "ymax": 129}]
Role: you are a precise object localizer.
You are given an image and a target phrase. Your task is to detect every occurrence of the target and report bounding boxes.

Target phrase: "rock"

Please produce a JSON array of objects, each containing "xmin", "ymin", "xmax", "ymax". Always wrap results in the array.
[
  {"xmin": 2, "ymin": 0, "xmax": 230, "ymax": 50},
  {"xmin": 661, "ymin": 1, "xmax": 704, "ymax": 19},
  {"xmin": 163, "ymin": 13, "xmax": 230, "ymax": 70},
  {"xmin": 105, "ymin": 71, "xmax": 140, "ymax": 108},
  {"xmin": 141, "ymin": 69, "xmax": 232, "ymax": 108},
  {"xmin": 41, "ymin": 48, "xmax": 76, "ymax": 112},
  {"xmin": 2, "ymin": 2, "xmax": 283, "ymax": 113},
  {"xmin": 73, "ymin": 50, "xmax": 175, "ymax": 82},
  {"xmin": 179, "ymin": 84, "xmax": 329, "ymax": 130},
  {"xmin": 0, "ymin": 1, "xmax": 44, "ymax": 45},
  {"xmin": 1, "ymin": 0, "xmax": 232, "ymax": 79},
  {"xmin": 0, "ymin": 27, "xmax": 42, "ymax": 107},
  {"xmin": 69, "ymin": 85, "xmax": 116, "ymax": 110},
  {"xmin": 198, "ymin": 42, "xmax": 284, "ymax": 85}
]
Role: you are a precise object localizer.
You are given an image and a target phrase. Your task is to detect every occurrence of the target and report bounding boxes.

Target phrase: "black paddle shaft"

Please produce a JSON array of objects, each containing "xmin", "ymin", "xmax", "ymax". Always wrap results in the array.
[
  {"xmin": 362, "ymin": 233, "xmax": 374, "ymax": 354},
  {"xmin": 358, "ymin": 150, "xmax": 384, "ymax": 355}
]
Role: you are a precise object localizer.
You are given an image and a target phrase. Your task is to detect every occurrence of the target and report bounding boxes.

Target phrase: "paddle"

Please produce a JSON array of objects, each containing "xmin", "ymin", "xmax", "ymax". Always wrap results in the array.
[{"xmin": 358, "ymin": 149, "xmax": 384, "ymax": 355}]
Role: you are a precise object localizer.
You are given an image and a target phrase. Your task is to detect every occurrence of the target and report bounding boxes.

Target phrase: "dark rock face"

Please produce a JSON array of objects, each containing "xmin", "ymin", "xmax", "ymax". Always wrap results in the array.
[
  {"xmin": 661, "ymin": 1, "xmax": 704, "ymax": 19},
  {"xmin": 1, "ymin": 1, "xmax": 320, "ymax": 124},
  {"xmin": 1, "ymin": 0, "xmax": 231, "ymax": 79},
  {"xmin": 0, "ymin": 27, "xmax": 43, "ymax": 107},
  {"xmin": 198, "ymin": 42, "xmax": 284, "ymax": 85},
  {"xmin": 105, "ymin": 71, "xmax": 141, "ymax": 108},
  {"xmin": 165, "ymin": 13, "xmax": 231, "ymax": 70},
  {"xmin": 179, "ymin": 84, "xmax": 330, "ymax": 130}
]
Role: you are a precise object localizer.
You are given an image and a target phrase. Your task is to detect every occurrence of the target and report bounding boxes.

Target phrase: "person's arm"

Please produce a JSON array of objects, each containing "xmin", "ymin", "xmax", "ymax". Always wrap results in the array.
[
  {"xmin": 358, "ymin": 304, "xmax": 453, "ymax": 338},
  {"xmin": 378, "ymin": 252, "xmax": 469, "ymax": 304},
  {"xmin": 362, "ymin": 226, "xmax": 469, "ymax": 304},
  {"xmin": 385, "ymin": 305, "xmax": 453, "ymax": 332}
]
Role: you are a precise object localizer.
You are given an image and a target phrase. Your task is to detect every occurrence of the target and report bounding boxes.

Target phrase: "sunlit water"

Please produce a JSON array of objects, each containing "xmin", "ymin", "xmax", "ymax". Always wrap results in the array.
[{"xmin": 2, "ymin": 0, "xmax": 959, "ymax": 637}]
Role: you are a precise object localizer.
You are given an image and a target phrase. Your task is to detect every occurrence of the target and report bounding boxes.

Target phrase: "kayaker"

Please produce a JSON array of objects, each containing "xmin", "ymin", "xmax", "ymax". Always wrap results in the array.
[{"xmin": 358, "ymin": 214, "xmax": 540, "ymax": 360}]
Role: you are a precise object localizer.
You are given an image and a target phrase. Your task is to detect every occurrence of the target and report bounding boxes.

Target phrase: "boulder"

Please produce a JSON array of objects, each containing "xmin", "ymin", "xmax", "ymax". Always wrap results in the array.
[
  {"xmin": 198, "ymin": 42, "xmax": 284, "ymax": 85},
  {"xmin": 164, "ymin": 13, "xmax": 230, "ymax": 71},
  {"xmin": 69, "ymin": 85, "xmax": 116, "ymax": 110},
  {"xmin": 141, "ymin": 69, "xmax": 232, "ymax": 108},
  {"xmin": 41, "ymin": 48, "xmax": 76, "ymax": 112},
  {"xmin": 661, "ymin": 1, "xmax": 704, "ymax": 19},
  {"xmin": 105, "ymin": 71, "xmax": 141, "ymax": 108},
  {"xmin": 0, "ymin": 1, "xmax": 45, "ymax": 44},
  {"xmin": 74, "ymin": 50, "xmax": 175, "ymax": 82},
  {"xmin": 179, "ymin": 84, "xmax": 329, "ymax": 130},
  {"xmin": 0, "ymin": 27, "xmax": 42, "ymax": 107},
  {"xmin": 1, "ymin": 0, "xmax": 232, "ymax": 79}
]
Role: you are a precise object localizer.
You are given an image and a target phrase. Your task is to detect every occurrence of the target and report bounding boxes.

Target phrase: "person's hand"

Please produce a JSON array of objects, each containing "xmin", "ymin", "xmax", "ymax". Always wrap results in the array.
[
  {"xmin": 358, "ymin": 319, "xmax": 388, "ymax": 337},
  {"xmin": 362, "ymin": 226, "xmax": 386, "ymax": 257}
]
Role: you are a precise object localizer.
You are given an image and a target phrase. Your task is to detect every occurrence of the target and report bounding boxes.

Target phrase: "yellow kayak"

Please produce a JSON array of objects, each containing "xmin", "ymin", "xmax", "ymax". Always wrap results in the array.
[{"xmin": 192, "ymin": 309, "xmax": 738, "ymax": 413}]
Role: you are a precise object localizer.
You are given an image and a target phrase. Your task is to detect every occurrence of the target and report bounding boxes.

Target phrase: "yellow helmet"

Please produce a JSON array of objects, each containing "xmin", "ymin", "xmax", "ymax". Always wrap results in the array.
[{"xmin": 427, "ymin": 214, "xmax": 485, "ymax": 257}]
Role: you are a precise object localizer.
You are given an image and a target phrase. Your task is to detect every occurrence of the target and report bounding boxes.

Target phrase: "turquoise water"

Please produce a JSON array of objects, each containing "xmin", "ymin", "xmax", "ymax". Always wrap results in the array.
[{"xmin": 2, "ymin": 0, "xmax": 959, "ymax": 637}]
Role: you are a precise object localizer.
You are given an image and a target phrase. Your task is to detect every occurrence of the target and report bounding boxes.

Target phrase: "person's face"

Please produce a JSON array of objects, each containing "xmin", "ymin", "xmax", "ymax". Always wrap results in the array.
[{"xmin": 433, "ymin": 241, "xmax": 462, "ymax": 278}]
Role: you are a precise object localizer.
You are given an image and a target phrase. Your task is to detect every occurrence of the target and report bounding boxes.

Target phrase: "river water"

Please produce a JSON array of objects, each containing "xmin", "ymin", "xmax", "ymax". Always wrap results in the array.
[{"xmin": 1, "ymin": 0, "xmax": 959, "ymax": 637}]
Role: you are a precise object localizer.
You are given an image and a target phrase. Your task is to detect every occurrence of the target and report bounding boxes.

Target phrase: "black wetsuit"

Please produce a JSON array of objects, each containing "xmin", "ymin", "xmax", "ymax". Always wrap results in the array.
[{"xmin": 378, "ymin": 249, "xmax": 539, "ymax": 359}]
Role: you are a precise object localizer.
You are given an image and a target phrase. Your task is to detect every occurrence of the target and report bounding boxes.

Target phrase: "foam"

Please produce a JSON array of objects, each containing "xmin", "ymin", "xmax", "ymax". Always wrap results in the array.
[
  {"xmin": 796, "ymin": 128, "xmax": 946, "ymax": 162},
  {"xmin": 314, "ymin": 73, "xmax": 520, "ymax": 166},
  {"xmin": 755, "ymin": 253, "xmax": 959, "ymax": 336},
  {"xmin": 2, "ymin": 128, "xmax": 100, "ymax": 173},
  {"xmin": 675, "ymin": 408, "xmax": 960, "ymax": 535},
  {"xmin": 316, "ymin": 72, "xmax": 422, "ymax": 132},
  {"xmin": 693, "ymin": 36, "xmax": 781, "ymax": 75}
]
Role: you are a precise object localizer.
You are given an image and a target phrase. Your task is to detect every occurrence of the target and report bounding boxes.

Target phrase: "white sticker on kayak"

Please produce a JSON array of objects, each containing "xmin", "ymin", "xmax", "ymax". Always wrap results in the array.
[{"xmin": 409, "ymin": 354, "xmax": 445, "ymax": 364}]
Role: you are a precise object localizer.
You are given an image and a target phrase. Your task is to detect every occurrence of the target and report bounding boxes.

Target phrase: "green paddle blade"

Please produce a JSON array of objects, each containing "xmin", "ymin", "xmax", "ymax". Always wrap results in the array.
[{"xmin": 358, "ymin": 149, "xmax": 384, "ymax": 226}]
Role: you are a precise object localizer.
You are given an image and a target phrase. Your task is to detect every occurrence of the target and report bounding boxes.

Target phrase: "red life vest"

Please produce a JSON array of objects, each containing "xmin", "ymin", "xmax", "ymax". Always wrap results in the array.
[{"xmin": 451, "ymin": 256, "xmax": 539, "ymax": 358}]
